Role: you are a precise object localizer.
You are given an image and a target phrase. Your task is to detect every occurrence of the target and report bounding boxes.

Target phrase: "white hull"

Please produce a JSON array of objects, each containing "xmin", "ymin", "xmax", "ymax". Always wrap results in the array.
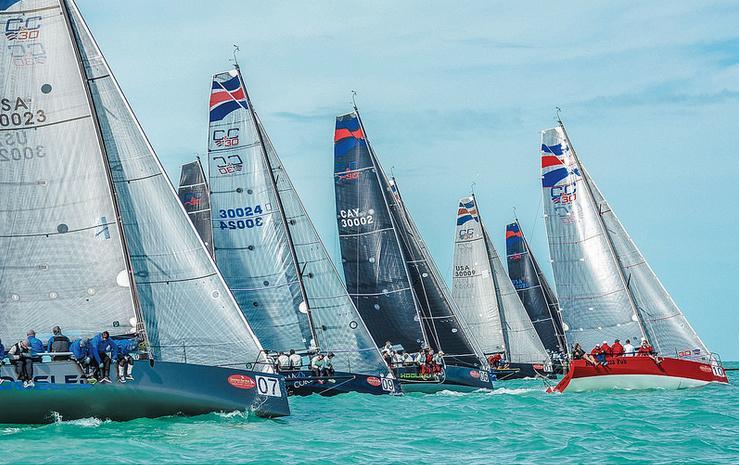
[{"xmin": 567, "ymin": 373, "xmax": 714, "ymax": 392}]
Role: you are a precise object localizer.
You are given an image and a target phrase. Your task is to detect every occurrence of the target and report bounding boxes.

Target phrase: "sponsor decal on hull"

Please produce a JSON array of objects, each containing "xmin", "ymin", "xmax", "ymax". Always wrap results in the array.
[
  {"xmin": 366, "ymin": 376, "xmax": 381, "ymax": 387},
  {"xmin": 227, "ymin": 374, "xmax": 256, "ymax": 390},
  {"xmin": 469, "ymin": 370, "xmax": 480, "ymax": 379}
]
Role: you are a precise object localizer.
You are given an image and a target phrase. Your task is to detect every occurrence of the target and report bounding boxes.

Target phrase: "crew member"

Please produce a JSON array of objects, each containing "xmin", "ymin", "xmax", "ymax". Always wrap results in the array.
[
  {"xmin": 401, "ymin": 351, "xmax": 414, "ymax": 366},
  {"xmin": 421, "ymin": 349, "xmax": 435, "ymax": 375},
  {"xmin": 572, "ymin": 343, "xmax": 586, "ymax": 360},
  {"xmin": 26, "ymin": 330, "xmax": 44, "ymax": 355},
  {"xmin": 322, "ymin": 353, "xmax": 336, "ymax": 377},
  {"xmin": 288, "ymin": 349, "xmax": 302, "ymax": 370},
  {"xmin": 8, "ymin": 340, "xmax": 34, "ymax": 388},
  {"xmin": 276, "ymin": 352, "xmax": 290, "ymax": 372},
  {"xmin": 611, "ymin": 339, "xmax": 624, "ymax": 357},
  {"xmin": 115, "ymin": 338, "xmax": 137, "ymax": 383},
  {"xmin": 90, "ymin": 331, "xmax": 116, "ymax": 383},
  {"xmin": 488, "ymin": 353, "xmax": 503, "ymax": 368},
  {"xmin": 391, "ymin": 350, "xmax": 403, "ymax": 367},
  {"xmin": 637, "ymin": 339, "xmax": 661, "ymax": 364},
  {"xmin": 623, "ymin": 339, "xmax": 635, "ymax": 356},
  {"xmin": 432, "ymin": 350, "xmax": 444, "ymax": 374},
  {"xmin": 381, "ymin": 341, "xmax": 393, "ymax": 366},
  {"xmin": 310, "ymin": 353, "xmax": 325, "ymax": 377},
  {"xmin": 70, "ymin": 338, "xmax": 92, "ymax": 379},
  {"xmin": 601, "ymin": 340, "xmax": 612, "ymax": 356},
  {"xmin": 47, "ymin": 326, "xmax": 71, "ymax": 360},
  {"xmin": 0, "ymin": 338, "xmax": 5, "ymax": 361},
  {"xmin": 591, "ymin": 344, "xmax": 607, "ymax": 366}
]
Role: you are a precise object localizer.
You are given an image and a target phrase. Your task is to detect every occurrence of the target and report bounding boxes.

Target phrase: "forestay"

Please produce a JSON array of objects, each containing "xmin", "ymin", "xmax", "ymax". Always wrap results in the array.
[
  {"xmin": 178, "ymin": 159, "xmax": 213, "ymax": 257},
  {"xmin": 334, "ymin": 112, "xmax": 426, "ymax": 353},
  {"xmin": 506, "ymin": 221, "xmax": 567, "ymax": 354},
  {"xmin": 64, "ymin": 0, "xmax": 263, "ymax": 367}
]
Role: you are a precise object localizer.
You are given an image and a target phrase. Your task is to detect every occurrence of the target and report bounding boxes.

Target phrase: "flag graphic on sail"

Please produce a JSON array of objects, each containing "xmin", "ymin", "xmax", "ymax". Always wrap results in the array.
[
  {"xmin": 452, "ymin": 196, "xmax": 549, "ymax": 365},
  {"xmin": 206, "ymin": 71, "xmax": 387, "ymax": 375},
  {"xmin": 541, "ymin": 124, "xmax": 708, "ymax": 358},
  {"xmin": 505, "ymin": 221, "xmax": 567, "ymax": 354},
  {"xmin": 0, "ymin": 0, "xmax": 265, "ymax": 369}
]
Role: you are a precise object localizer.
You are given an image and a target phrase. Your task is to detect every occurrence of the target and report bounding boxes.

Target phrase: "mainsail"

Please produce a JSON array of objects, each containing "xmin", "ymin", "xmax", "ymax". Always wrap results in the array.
[
  {"xmin": 206, "ymin": 70, "xmax": 387, "ymax": 375},
  {"xmin": 452, "ymin": 197, "xmax": 549, "ymax": 365},
  {"xmin": 0, "ymin": 0, "xmax": 264, "ymax": 369},
  {"xmin": 505, "ymin": 221, "xmax": 567, "ymax": 354},
  {"xmin": 541, "ymin": 123, "xmax": 708, "ymax": 358},
  {"xmin": 178, "ymin": 159, "xmax": 213, "ymax": 257},
  {"xmin": 334, "ymin": 110, "xmax": 484, "ymax": 368}
]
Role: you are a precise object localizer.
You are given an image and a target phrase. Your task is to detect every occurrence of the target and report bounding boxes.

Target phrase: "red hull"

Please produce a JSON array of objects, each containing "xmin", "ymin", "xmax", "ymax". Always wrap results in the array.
[{"xmin": 549, "ymin": 356, "xmax": 729, "ymax": 393}]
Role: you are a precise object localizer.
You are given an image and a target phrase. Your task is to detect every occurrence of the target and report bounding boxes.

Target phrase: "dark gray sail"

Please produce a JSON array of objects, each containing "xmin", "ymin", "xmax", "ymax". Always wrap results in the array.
[
  {"xmin": 178, "ymin": 159, "xmax": 213, "ymax": 257},
  {"xmin": 506, "ymin": 221, "xmax": 567, "ymax": 354},
  {"xmin": 333, "ymin": 112, "xmax": 426, "ymax": 353},
  {"xmin": 388, "ymin": 180, "xmax": 485, "ymax": 367}
]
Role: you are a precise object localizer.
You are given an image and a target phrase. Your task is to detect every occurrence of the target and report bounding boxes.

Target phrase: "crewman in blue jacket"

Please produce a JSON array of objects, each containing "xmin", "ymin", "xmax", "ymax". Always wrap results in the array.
[
  {"xmin": 114, "ymin": 338, "xmax": 137, "ymax": 383},
  {"xmin": 70, "ymin": 338, "xmax": 92, "ymax": 379},
  {"xmin": 90, "ymin": 331, "xmax": 116, "ymax": 383},
  {"xmin": 26, "ymin": 330, "xmax": 45, "ymax": 355}
]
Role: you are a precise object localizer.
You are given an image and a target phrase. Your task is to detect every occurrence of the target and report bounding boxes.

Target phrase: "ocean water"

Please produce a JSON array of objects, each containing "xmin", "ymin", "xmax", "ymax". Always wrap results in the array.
[{"xmin": 2, "ymin": 363, "xmax": 737, "ymax": 465}]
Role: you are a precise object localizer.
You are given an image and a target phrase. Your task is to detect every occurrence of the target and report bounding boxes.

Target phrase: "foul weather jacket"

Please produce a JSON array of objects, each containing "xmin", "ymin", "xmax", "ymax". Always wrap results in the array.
[{"xmin": 90, "ymin": 334, "xmax": 117, "ymax": 365}]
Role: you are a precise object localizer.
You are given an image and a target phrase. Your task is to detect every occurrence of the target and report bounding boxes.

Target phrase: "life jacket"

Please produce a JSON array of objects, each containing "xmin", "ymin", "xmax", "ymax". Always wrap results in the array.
[
  {"xmin": 611, "ymin": 342, "xmax": 624, "ymax": 355},
  {"xmin": 49, "ymin": 335, "xmax": 70, "ymax": 353},
  {"xmin": 601, "ymin": 343, "xmax": 611, "ymax": 355}
]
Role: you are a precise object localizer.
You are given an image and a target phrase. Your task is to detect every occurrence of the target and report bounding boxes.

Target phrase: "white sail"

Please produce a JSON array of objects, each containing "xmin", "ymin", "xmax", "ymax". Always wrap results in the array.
[
  {"xmin": 0, "ymin": 0, "xmax": 136, "ymax": 341},
  {"xmin": 452, "ymin": 199, "xmax": 505, "ymax": 354},
  {"xmin": 541, "ymin": 126, "xmax": 643, "ymax": 351},
  {"xmin": 6, "ymin": 0, "xmax": 267, "ymax": 368},
  {"xmin": 453, "ymin": 197, "xmax": 549, "ymax": 364}
]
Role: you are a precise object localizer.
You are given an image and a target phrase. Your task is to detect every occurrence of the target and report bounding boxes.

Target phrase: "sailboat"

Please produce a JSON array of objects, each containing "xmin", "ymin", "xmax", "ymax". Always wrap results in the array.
[
  {"xmin": 452, "ymin": 196, "xmax": 552, "ymax": 380},
  {"xmin": 0, "ymin": 0, "xmax": 289, "ymax": 423},
  {"xmin": 541, "ymin": 120, "xmax": 728, "ymax": 392},
  {"xmin": 505, "ymin": 220, "xmax": 568, "ymax": 371},
  {"xmin": 185, "ymin": 67, "xmax": 397, "ymax": 396},
  {"xmin": 178, "ymin": 159, "xmax": 214, "ymax": 257},
  {"xmin": 333, "ymin": 108, "xmax": 493, "ymax": 393}
]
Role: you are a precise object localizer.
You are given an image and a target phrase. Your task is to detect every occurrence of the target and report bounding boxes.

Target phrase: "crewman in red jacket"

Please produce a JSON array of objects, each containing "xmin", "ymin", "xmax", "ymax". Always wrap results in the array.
[
  {"xmin": 611, "ymin": 339, "xmax": 625, "ymax": 357},
  {"xmin": 601, "ymin": 341, "xmax": 612, "ymax": 356}
]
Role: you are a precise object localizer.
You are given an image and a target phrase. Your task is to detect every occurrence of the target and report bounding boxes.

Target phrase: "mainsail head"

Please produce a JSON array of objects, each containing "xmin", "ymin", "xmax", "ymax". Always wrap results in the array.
[
  {"xmin": 178, "ymin": 159, "xmax": 213, "ymax": 257},
  {"xmin": 541, "ymin": 124, "xmax": 708, "ymax": 358},
  {"xmin": 0, "ymin": 0, "xmax": 265, "ymax": 369}
]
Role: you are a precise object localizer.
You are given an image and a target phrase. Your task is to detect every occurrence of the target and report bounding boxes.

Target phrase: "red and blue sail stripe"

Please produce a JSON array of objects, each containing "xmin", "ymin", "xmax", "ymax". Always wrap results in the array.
[
  {"xmin": 456, "ymin": 199, "xmax": 478, "ymax": 226},
  {"xmin": 334, "ymin": 114, "xmax": 366, "ymax": 157},
  {"xmin": 505, "ymin": 222, "xmax": 524, "ymax": 260},
  {"xmin": 210, "ymin": 74, "xmax": 248, "ymax": 122},
  {"xmin": 541, "ymin": 142, "xmax": 580, "ymax": 188}
]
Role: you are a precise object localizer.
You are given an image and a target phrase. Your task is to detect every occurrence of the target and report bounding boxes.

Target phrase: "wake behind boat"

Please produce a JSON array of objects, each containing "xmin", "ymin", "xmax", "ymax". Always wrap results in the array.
[
  {"xmin": 0, "ymin": 0, "xmax": 288, "ymax": 422},
  {"xmin": 333, "ymin": 108, "xmax": 493, "ymax": 393},
  {"xmin": 541, "ymin": 119, "xmax": 728, "ymax": 393},
  {"xmin": 178, "ymin": 67, "xmax": 399, "ymax": 397}
]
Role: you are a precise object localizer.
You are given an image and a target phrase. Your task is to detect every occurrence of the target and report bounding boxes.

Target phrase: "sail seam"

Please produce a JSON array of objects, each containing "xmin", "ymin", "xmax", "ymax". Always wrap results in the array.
[{"xmin": 0, "ymin": 114, "xmax": 91, "ymax": 132}]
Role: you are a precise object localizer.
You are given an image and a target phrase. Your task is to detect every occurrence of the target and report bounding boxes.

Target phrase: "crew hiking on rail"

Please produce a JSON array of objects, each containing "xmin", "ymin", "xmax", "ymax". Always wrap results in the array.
[{"xmin": 571, "ymin": 337, "xmax": 662, "ymax": 366}]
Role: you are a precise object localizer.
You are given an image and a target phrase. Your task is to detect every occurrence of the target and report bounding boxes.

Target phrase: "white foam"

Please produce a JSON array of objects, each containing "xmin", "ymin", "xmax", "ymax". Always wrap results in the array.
[
  {"xmin": 488, "ymin": 387, "xmax": 538, "ymax": 395},
  {"xmin": 215, "ymin": 410, "xmax": 249, "ymax": 419},
  {"xmin": 52, "ymin": 412, "xmax": 110, "ymax": 427}
]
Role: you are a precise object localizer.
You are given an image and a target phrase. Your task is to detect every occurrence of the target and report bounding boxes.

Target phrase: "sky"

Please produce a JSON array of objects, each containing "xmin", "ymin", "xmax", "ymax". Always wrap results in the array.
[{"xmin": 77, "ymin": 0, "xmax": 739, "ymax": 359}]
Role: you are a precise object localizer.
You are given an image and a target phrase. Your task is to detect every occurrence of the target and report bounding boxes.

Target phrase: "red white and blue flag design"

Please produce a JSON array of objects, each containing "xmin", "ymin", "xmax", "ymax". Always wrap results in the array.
[
  {"xmin": 210, "ymin": 73, "xmax": 248, "ymax": 122},
  {"xmin": 456, "ymin": 198, "xmax": 479, "ymax": 225}
]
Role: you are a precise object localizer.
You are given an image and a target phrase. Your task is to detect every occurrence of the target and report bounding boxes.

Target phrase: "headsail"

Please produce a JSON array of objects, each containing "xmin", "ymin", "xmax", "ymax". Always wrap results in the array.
[
  {"xmin": 333, "ymin": 112, "xmax": 426, "ymax": 353},
  {"xmin": 541, "ymin": 123, "xmax": 708, "ymax": 357},
  {"xmin": 452, "ymin": 197, "xmax": 549, "ymax": 365},
  {"xmin": 178, "ymin": 159, "xmax": 213, "ymax": 257},
  {"xmin": 506, "ymin": 221, "xmax": 567, "ymax": 354},
  {"xmin": 206, "ymin": 71, "xmax": 387, "ymax": 375},
  {"xmin": 390, "ymin": 182, "xmax": 485, "ymax": 367}
]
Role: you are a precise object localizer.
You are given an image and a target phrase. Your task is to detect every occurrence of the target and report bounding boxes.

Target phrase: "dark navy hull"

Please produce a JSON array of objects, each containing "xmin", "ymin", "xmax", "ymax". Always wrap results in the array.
[
  {"xmin": 282, "ymin": 370, "xmax": 401, "ymax": 396},
  {"xmin": 394, "ymin": 364, "xmax": 494, "ymax": 393},
  {"xmin": 0, "ymin": 360, "xmax": 289, "ymax": 424},
  {"xmin": 493, "ymin": 362, "xmax": 556, "ymax": 381}
]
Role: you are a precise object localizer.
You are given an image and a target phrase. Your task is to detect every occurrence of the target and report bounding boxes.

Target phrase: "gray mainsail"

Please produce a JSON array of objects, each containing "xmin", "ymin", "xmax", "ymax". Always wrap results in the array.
[
  {"xmin": 0, "ymin": 0, "xmax": 265, "ymax": 368},
  {"xmin": 541, "ymin": 123, "xmax": 708, "ymax": 358},
  {"xmin": 206, "ymin": 69, "xmax": 387, "ymax": 375},
  {"xmin": 452, "ymin": 196, "xmax": 549, "ymax": 365},
  {"xmin": 178, "ymin": 159, "xmax": 214, "ymax": 257}
]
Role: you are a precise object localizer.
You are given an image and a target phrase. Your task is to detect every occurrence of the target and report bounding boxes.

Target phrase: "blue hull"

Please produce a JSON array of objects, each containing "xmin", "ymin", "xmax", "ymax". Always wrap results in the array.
[
  {"xmin": 283, "ymin": 370, "xmax": 402, "ymax": 396},
  {"xmin": 394, "ymin": 365, "xmax": 494, "ymax": 393},
  {"xmin": 0, "ymin": 360, "xmax": 290, "ymax": 424},
  {"xmin": 494, "ymin": 363, "xmax": 556, "ymax": 381}
]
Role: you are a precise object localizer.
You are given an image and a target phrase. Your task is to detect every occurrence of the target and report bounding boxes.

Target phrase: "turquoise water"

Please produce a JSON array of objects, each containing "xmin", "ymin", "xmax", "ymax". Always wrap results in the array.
[{"xmin": 2, "ymin": 363, "xmax": 737, "ymax": 465}]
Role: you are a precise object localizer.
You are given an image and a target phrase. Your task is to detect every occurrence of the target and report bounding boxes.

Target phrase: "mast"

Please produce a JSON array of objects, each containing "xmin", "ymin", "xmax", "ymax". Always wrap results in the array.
[
  {"xmin": 473, "ymin": 193, "xmax": 511, "ymax": 359},
  {"xmin": 60, "ymin": 0, "xmax": 150, "ymax": 349},
  {"xmin": 352, "ymin": 103, "xmax": 430, "ymax": 348},
  {"xmin": 556, "ymin": 118, "xmax": 650, "ymax": 344},
  {"xmin": 234, "ymin": 64, "xmax": 320, "ymax": 350}
]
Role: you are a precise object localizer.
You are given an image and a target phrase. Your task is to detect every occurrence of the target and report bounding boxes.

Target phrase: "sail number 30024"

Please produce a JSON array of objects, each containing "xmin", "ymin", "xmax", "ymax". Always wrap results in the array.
[{"xmin": 219, "ymin": 205, "xmax": 267, "ymax": 230}]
